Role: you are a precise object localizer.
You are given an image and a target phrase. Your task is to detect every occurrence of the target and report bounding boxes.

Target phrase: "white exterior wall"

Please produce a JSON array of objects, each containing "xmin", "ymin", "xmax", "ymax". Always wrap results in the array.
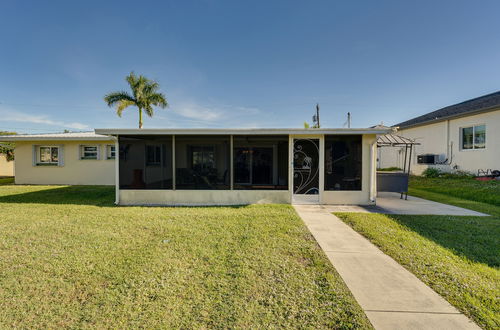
[
  {"xmin": 14, "ymin": 141, "xmax": 115, "ymax": 185},
  {"xmin": 0, "ymin": 154, "xmax": 14, "ymax": 176},
  {"xmin": 379, "ymin": 109, "xmax": 500, "ymax": 175},
  {"xmin": 119, "ymin": 190, "xmax": 290, "ymax": 205}
]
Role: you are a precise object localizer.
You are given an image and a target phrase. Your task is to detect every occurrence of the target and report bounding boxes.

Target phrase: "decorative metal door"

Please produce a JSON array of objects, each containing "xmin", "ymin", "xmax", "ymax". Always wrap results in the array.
[{"xmin": 293, "ymin": 139, "xmax": 319, "ymax": 195}]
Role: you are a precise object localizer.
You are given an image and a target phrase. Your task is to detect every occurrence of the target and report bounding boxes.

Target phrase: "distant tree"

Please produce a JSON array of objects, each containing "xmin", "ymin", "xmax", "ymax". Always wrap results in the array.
[
  {"xmin": 0, "ymin": 131, "xmax": 16, "ymax": 161},
  {"xmin": 104, "ymin": 72, "xmax": 168, "ymax": 128}
]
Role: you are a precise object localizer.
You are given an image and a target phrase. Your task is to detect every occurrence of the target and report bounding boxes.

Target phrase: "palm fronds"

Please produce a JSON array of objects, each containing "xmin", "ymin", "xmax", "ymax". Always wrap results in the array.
[{"xmin": 104, "ymin": 72, "xmax": 168, "ymax": 128}]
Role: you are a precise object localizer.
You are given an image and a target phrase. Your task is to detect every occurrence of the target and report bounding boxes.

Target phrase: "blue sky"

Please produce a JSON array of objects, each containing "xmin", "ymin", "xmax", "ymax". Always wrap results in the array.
[{"xmin": 1, "ymin": 0, "xmax": 500, "ymax": 133}]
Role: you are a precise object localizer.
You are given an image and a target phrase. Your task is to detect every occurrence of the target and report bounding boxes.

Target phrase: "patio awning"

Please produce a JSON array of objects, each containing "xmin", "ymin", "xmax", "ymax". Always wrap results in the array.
[{"xmin": 377, "ymin": 134, "xmax": 420, "ymax": 147}]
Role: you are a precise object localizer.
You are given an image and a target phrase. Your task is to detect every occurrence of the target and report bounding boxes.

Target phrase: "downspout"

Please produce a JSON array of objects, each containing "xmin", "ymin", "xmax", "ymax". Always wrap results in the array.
[
  {"xmin": 114, "ymin": 136, "xmax": 120, "ymax": 205},
  {"xmin": 369, "ymin": 138, "xmax": 377, "ymax": 203}
]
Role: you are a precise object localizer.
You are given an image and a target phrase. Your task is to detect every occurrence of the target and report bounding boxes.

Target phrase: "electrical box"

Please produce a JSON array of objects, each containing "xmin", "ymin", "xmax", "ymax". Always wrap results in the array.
[{"xmin": 417, "ymin": 154, "xmax": 438, "ymax": 164}]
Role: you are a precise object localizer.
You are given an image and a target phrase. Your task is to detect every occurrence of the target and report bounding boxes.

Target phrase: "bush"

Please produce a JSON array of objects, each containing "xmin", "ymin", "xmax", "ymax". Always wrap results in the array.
[
  {"xmin": 378, "ymin": 167, "xmax": 402, "ymax": 172},
  {"xmin": 422, "ymin": 167, "xmax": 442, "ymax": 178}
]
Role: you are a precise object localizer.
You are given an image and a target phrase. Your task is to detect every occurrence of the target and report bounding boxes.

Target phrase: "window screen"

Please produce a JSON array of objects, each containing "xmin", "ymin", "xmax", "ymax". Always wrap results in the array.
[
  {"xmin": 233, "ymin": 135, "xmax": 288, "ymax": 190},
  {"xmin": 175, "ymin": 135, "xmax": 230, "ymax": 190},
  {"xmin": 119, "ymin": 135, "xmax": 173, "ymax": 189},
  {"xmin": 324, "ymin": 135, "xmax": 362, "ymax": 191}
]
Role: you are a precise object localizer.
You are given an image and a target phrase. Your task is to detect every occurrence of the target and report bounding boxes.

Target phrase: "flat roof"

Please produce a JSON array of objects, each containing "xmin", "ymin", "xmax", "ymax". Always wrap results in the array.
[
  {"xmin": 0, "ymin": 132, "xmax": 115, "ymax": 141},
  {"xmin": 95, "ymin": 127, "xmax": 392, "ymax": 136}
]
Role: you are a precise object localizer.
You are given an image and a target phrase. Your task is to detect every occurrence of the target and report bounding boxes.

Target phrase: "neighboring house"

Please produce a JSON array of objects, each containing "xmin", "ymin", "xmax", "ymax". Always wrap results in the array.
[
  {"xmin": 0, "ymin": 152, "xmax": 14, "ymax": 177},
  {"xmin": 0, "ymin": 132, "xmax": 116, "ymax": 185},
  {"xmin": 1, "ymin": 127, "xmax": 391, "ymax": 205},
  {"xmin": 378, "ymin": 91, "xmax": 500, "ymax": 175}
]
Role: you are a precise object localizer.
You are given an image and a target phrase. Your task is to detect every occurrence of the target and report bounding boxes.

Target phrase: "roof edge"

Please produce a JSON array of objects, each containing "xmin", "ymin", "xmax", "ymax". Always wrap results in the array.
[
  {"xmin": 395, "ymin": 105, "xmax": 500, "ymax": 129},
  {"xmin": 95, "ymin": 127, "xmax": 392, "ymax": 136}
]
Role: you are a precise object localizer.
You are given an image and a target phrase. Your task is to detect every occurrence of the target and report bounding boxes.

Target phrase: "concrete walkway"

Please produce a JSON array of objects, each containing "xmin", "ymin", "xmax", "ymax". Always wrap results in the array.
[
  {"xmin": 294, "ymin": 204, "xmax": 480, "ymax": 330},
  {"xmin": 325, "ymin": 192, "xmax": 488, "ymax": 216}
]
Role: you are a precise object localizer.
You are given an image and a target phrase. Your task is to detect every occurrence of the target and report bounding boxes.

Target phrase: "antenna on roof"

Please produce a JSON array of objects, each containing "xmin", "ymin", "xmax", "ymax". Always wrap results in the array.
[{"xmin": 312, "ymin": 103, "xmax": 320, "ymax": 128}]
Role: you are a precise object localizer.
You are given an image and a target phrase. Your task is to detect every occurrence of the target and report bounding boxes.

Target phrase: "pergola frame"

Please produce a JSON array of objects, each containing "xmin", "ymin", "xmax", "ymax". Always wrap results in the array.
[{"xmin": 377, "ymin": 134, "xmax": 420, "ymax": 200}]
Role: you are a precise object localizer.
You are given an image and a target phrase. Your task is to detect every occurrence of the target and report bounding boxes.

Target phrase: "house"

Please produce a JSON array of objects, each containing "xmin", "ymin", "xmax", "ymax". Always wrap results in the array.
[
  {"xmin": 0, "ymin": 127, "xmax": 391, "ymax": 205},
  {"xmin": 0, "ymin": 132, "xmax": 116, "ymax": 185},
  {"xmin": 378, "ymin": 91, "xmax": 500, "ymax": 175},
  {"xmin": 0, "ymin": 152, "xmax": 14, "ymax": 177}
]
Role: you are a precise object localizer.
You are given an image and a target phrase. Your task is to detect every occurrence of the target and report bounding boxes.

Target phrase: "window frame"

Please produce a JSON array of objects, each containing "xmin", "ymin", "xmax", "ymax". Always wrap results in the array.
[
  {"xmin": 80, "ymin": 145, "xmax": 100, "ymax": 160},
  {"xmin": 106, "ymin": 144, "xmax": 116, "ymax": 160},
  {"xmin": 37, "ymin": 146, "xmax": 59, "ymax": 166},
  {"xmin": 460, "ymin": 124, "xmax": 486, "ymax": 151}
]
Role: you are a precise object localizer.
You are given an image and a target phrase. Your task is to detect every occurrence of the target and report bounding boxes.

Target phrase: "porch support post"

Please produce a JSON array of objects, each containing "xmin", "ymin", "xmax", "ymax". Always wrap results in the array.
[
  {"xmin": 172, "ymin": 135, "xmax": 176, "ymax": 190},
  {"xmin": 369, "ymin": 138, "xmax": 377, "ymax": 203},
  {"xmin": 114, "ymin": 136, "xmax": 120, "ymax": 205},
  {"xmin": 230, "ymin": 135, "xmax": 233, "ymax": 190},
  {"xmin": 319, "ymin": 135, "xmax": 325, "ymax": 204},
  {"xmin": 288, "ymin": 134, "xmax": 293, "ymax": 203}
]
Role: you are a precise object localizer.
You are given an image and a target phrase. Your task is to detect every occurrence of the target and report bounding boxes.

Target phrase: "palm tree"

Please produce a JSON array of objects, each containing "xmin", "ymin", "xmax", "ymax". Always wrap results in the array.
[{"xmin": 104, "ymin": 72, "xmax": 168, "ymax": 128}]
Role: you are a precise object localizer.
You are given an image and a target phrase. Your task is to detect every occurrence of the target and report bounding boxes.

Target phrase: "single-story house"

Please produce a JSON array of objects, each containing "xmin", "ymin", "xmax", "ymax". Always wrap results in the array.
[
  {"xmin": 378, "ymin": 91, "xmax": 500, "ymax": 175},
  {"xmin": 1, "ymin": 127, "xmax": 391, "ymax": 205},
  {"xmin": 0, "ymin": 153, "xmax": 14, "ymax": 177},
  {"xmin": 0, "ymin": 132, "xmax": 116, "ymax": 185}
]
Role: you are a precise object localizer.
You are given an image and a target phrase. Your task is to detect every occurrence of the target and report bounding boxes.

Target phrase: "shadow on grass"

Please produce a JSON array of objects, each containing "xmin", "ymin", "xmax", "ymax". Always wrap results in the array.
[
  {"xmin": 387, "ymin": 214, "xmax": 500, "ymax": 268},
  {"xmin": 0, "ymin": 186, "xmax": 116, "ymax": 206},
  {"xmin": 0, "ymin": 185, "xmax": 256, "ymax": 208}
]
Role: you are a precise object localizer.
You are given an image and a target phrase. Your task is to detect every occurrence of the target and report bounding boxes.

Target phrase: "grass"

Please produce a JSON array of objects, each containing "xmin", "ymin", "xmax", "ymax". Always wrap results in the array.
[
  {"xmin": 377, "ymin": 167, "xmax": 402, "ymax": 171},
  {"xmin": 0, "ymin": 177, "xmax": 14, "ymax": 185},
  {"xmin": 0, "ymin": 185, "xmax": 371, "ymax": 329},
  {"xmin": 336, "ymin": 176, "xmax": 500, "ymax": 329},
  {"xmin": 409, "ymin": 176, "xmax": 500, "ymax": 214}
]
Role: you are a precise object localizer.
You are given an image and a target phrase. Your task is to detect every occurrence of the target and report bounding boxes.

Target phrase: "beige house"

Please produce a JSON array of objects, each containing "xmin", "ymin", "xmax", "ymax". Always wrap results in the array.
[
  {"xmin": 0, "ymin": 132, "xmax": 116, "ymax": 185},
  {"xmin": 379, "ymin": 91, "xmax": 500, "ymax": 175},
  {"xmin": 0, "ymin": 153, "xmax": 14, "ymax": 177},
  {"xmin": 1, "ymin": 127, "xmax": 390, "ymax": 205}
]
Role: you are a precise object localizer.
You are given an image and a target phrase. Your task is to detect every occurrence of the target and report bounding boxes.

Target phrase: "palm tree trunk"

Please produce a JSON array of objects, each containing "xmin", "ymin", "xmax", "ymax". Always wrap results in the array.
[{"xmin": 139, "ymin": 108, "xmax": 143, "ymax": 129}]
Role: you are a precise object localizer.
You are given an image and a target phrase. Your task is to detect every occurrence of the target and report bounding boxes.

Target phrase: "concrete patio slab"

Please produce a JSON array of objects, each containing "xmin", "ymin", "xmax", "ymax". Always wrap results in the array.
[
  {"xmin": 294, "ymin": 204, "xmax": 480, "ymax": 330},
  {"xmin": 324, "ymin": 192, "xmax": 488, "ymax": 216}
]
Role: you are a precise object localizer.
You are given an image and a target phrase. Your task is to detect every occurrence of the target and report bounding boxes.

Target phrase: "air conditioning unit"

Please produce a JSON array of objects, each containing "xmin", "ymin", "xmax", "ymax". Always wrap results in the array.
[{"xmin": 417, "ymin": 154, "xmax": 438, "ymax": 164}]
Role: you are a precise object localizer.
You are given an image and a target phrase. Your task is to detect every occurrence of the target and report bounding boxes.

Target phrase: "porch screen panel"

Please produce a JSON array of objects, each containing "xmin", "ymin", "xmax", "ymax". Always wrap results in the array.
[
  {"xmin": 233, "ymin": 135, "xmax": 288, "ymax": 190},
  {"xmin": 324, "ymin": 135, "xmax": 362, "ymax": 191},
  {"xmin": 175, "ymin": 135, "xmax": 230, "ymax": 190},
  {"xmin": 119, "ymin": 135, "xmax": 173, "ymax": 189}
]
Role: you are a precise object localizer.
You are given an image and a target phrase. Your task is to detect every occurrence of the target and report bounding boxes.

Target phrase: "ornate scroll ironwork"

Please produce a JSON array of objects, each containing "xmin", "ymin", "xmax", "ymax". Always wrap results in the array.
[{"xmin": 293, "ymin": 139, "xmax": 319, "ymax": 195}]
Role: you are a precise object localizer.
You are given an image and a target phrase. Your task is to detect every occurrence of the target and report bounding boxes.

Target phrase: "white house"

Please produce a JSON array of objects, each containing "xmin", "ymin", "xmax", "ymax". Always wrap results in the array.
[
  {"xmin": 379, "ymin": 91, "xmax": 500, "ymax": 175},
  {"xmin": 0, "ymin": 127, "xmax": 391, "ymax": 205}
]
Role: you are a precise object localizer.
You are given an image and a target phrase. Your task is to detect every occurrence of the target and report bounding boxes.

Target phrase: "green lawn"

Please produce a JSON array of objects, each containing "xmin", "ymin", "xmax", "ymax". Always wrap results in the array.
[
  {"xmin": 0, "ymin": 185, "xmax": 371, "ymax": 329},
  {"xmin": 336, "ymin": 176, "xmax": 500, "ymax": 329},
  {"xmin": 0, "ymin": 177, "xmax": 14, "ymax": 185}
]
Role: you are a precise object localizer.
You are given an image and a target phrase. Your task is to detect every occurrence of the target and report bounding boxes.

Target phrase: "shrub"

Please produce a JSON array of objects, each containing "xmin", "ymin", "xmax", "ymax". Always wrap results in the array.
[
  {"xmin": 378, "ymin": 167, "xmax": 402, "ymax": 172},
  {"xmin": 422, "ymin": 167, "xmax": 442, "ymax": 178}
]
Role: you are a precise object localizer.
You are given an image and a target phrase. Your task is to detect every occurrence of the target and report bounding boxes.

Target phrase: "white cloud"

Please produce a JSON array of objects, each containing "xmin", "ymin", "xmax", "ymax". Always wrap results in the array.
[
  {"xmin": 164, "ymin": 100, "xmax": 263, "ymax": 127},
  {"xmin": 0, "ymin": 106, "xmax": 89, "ymax": 130},
  {"xmin": 170, "ymin": 102, "xmax": 223, "ymax": 121}
]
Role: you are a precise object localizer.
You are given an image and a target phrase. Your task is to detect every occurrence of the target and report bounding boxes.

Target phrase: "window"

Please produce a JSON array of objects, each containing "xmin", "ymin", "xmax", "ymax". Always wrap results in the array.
[
  {"xmin": 38, "ymin": 146, "xmax": 59, "ymax": 165},
  {"xmin": 324, "ymin": 135, "xmax": 362, "ymax": 191},
  {"xmin": 80, "ymin": 145, "xmax": 99, "ymax": 160},
  {"xmin": 462, "ymin": 125, "xmax": 486, "ymax": 150},
  {"xmin": 233, "ymin": 135, "xmax": 288, "ymax": 190},
  {"xmin": 119, "ymin": 136, "xmax": 173, "ymax": 189},
  {"xmin": 146, "ymin": 145, "xmax": 162, "ymax": 165},
  {"xmin": 175, "ymin": 135, "xmax": 230, "ymax": 190},
  {"xmin": 106, "ymin": 145, "xmax": 116, "ymax": 159}
]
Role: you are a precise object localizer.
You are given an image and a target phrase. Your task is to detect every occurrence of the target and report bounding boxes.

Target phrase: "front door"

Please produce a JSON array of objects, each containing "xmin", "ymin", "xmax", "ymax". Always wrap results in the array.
[{"xmin": 293, "ymin": 138, "xmax": 319, "ymax": 203}]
